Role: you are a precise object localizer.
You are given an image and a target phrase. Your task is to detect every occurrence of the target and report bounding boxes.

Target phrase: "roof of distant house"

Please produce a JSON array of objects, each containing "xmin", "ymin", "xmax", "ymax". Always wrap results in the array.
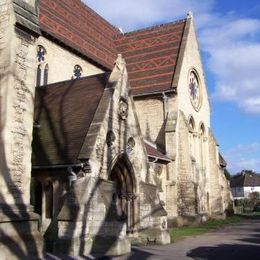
[
  {"xmin": 32, "ymin": 72, "xmax": 110, "ymax": 166},
  {"xmin": 230, "ymin": 172, "xmax": 260, "ymax": 188}
]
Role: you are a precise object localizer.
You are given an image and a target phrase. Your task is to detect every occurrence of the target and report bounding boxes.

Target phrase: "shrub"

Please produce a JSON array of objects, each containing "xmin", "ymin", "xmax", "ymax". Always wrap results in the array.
[{"xmin": 234, "ymin": 198, "xmax": 255, "ymax": 213}]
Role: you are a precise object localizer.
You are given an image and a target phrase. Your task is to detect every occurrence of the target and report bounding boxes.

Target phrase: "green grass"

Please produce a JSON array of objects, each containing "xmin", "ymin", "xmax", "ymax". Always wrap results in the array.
[{"xmin": 170, "ymin": 215, "xmax": 243, "ymax": 242}]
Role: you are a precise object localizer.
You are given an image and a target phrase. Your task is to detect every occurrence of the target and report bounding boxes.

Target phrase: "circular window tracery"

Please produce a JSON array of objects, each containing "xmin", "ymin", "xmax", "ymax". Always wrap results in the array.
[
  {"xmin": 188, "ymin": 69, "xmax": 202, "ymax": 111},
  {"xmin": 73, "ymin": 65, "xmax": 82, "ymax": 79}
]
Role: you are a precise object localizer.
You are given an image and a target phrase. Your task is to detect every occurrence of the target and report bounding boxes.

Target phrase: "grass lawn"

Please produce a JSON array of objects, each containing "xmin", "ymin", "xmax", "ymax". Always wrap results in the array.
[{"xmin": 170, "ymin": 215, "xmax": 244, "ymax": 242}]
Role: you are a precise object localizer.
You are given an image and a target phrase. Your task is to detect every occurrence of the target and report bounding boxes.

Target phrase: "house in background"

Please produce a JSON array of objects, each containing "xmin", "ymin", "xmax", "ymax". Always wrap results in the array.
[{"xmin": 230, "ymin": 171, "xmax": 260, "ymax": 199}]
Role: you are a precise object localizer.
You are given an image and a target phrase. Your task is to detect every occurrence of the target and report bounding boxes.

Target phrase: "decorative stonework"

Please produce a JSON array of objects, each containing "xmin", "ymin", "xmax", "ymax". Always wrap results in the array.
[
  {"xmin": 106, "ymin": 130, "xmax": 116, "ymax": 147},
  {"xmin": 118, "ymin": 98, "xmax": 128, "ymax": 120},
  {"xmin": 9, "ymin": 35, "xmax": 34, "ymax": 195},
  {"xmin": 154, "ymin": 164, "xmax": 163, "ymax": 176},
  {"xmin": 126, "ymin": 137, "xmax": 135, "ymax": 154},
  {"xmin": 188, "ymin": 69, "xmax": 201, "ymax": 111}
]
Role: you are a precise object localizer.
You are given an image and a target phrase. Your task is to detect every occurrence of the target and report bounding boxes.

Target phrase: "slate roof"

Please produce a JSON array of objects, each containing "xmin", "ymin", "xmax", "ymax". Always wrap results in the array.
[
  {"xmin": 39, "ymin": 0, "xmax": 120, "ymax": 70},
  {"xmin": 145, "ymin": 140, "xmax": 171, "ymax": 163},
  {"xmin": 230, "ymin": 173, "xmax": 260, "ymax": 188},
  {"xmin": 219, "ymin": 153, "xmax": 227, "ymax": 168},
  {"xmin": 115, "ymin": 21, "xmax": 186, "ymax": 95},
  {"xmin": 32, "ymin": 73, "xmax": 110, "ymax": 166}
]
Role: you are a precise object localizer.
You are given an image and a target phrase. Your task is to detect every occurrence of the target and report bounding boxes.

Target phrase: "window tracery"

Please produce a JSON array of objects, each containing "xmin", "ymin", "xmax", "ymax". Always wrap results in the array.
[
  {"xmin": 36, "ymin": 45, "xmax": 48, "ymax": 86},
  {"xmin": 73, "ymin": 65, "xmax": 82, "ymax": 79},
  {"xmin": 199, "ymin": 123, "xmax": 206, "ymax": 169},
  {"xmin": 188, "ymin": 116, "xmax": 196, "ymax": 157}
]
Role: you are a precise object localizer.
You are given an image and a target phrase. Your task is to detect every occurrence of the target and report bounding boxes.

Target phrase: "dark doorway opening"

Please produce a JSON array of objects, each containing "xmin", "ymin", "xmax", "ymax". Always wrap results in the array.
[{"xmin": 110, "ymin": 155, "xmax": 136, "ymax": 233}]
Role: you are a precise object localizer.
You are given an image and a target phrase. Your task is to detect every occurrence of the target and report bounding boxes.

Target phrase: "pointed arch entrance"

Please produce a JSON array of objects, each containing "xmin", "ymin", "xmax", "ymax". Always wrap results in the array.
[{"xmin": 109, "ymin": 154, "xmax": 136, "ymax": 233}]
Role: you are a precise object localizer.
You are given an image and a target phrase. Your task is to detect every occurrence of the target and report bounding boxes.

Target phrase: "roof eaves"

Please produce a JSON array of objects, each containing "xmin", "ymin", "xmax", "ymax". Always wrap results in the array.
[
  {"xmin": 132, "ymin": 88, "xmax": 177, "ymax": 98},
  {"xmin": 116, "ymin": 18, "xmax": 187, "ymax": 38},
  {"xmin": 170, "ymin": 17, "xmax": 189, "ymax": 89},
  {"xmin": 40, "ymin": 29, "xmax": 113, "ymax": 71}
]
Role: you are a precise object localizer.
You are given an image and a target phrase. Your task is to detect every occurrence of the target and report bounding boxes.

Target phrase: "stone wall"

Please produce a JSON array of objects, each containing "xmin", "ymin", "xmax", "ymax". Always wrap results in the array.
[
  {"xmin": 81, "ymin": 59, "xmax": 150, "ymax": 185},
  {"xmin": 53, "ymin": 56, "xmax": 170, "ymax": 256},
  {"xmin": 134, "ymin": 96, "xmax": 165, "ymax": 149},
  {"xmin": 164, "ymin": 96, "xmax": 178, "ymax": 221},
  {"xmin": 133, "ymin": 94, "xmax": 179, "ymax": 222},
  {"xmin": 175, "ymin": 15, "xmax": 210, "ymax": 130},
  {"xmin": 219, "ymin": 168, "xmax": 233, "ymax": 215},
  {"xmin": 208, "ymin": 130, "xmax": 224, "ymax": 217},
  {"xmin": 0, "ymin": 0, "xmax": 43, "ymax": 258},
  {"xmin": 55, "ymin": 176, "xmax": 130, "ymax": 256},
  {"xmin": 0, "ymin": 0, "xmax": 33, "ymax": 211},
  {"xmin": 176, "ymin": 111, "xmax": 196, "ymax": 216},
  {"xmin": 37, "ymin": 36, "xmax": 104, "ymax": 85}
]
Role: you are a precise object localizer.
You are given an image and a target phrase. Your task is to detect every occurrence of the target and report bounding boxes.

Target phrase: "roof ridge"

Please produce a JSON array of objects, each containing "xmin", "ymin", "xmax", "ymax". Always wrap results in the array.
[{"xmin": 117, "ymin": 18, "xmax": 187, "ymax": 38}]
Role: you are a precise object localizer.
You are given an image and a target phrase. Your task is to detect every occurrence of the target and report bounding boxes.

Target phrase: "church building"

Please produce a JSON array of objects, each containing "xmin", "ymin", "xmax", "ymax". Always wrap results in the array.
[{"xmin": 0, "ymin": 0, "xmax": 232, "ymax": 258}]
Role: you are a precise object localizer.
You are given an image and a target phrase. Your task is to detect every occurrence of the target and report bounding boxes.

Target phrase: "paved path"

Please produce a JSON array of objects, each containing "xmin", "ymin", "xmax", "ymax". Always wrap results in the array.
[{"xmin": 110, "ymin": 219, "xmax": 260, "ymax": 260}]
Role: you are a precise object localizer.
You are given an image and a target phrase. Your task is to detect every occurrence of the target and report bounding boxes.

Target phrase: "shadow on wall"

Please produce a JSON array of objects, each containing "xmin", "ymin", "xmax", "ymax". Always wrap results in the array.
[
  {"xmin": 1, "ymin": 67, "xmax": 167, "ymax": 258},
  {"xmin": 0, "ymin": 73, "xmax": 42, "ymax": 258}
]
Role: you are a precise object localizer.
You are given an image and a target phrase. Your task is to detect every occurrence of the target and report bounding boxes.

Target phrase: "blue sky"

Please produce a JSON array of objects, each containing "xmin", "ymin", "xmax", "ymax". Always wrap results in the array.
[{"xmin": 83, "ymin": 0, "xmax": 260, "ymax": 174}]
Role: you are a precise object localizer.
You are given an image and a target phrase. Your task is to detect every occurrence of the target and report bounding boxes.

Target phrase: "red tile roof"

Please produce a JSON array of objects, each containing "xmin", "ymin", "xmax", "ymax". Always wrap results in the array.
[
  {"xmin": 39, "ymin": 0, "xmax": 120, "ymax": 69},
  {"xmin": 39, "ymin": 1, "xmax": 186, "ymax": 95},
  {"xmin": 32, "ymin": 73, "xmax": 110, "ymax": 166},
  {"xmin": 115, "ymin": 21, "xmax": 186, "ymax": 95}
]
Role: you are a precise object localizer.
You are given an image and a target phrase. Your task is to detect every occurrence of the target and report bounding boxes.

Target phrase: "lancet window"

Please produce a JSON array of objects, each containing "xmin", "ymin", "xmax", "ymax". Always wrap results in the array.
[
  {"xmin": 36, "ymin": 45, "xmax": 48, "ymax": 86},
  {"xmin": 188, "ymin": 116, "xmax": 196, "ymax": 157},
  {"xmin": 199, "ymin": 123, "xmax": 206, "ymax": 169}
]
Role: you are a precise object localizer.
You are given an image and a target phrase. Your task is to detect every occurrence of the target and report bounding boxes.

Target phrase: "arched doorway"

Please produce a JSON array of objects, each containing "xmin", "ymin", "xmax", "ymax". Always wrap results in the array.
[{"xmin": 109, "ymin": 154, "xmax": 136, "ymax": 233}]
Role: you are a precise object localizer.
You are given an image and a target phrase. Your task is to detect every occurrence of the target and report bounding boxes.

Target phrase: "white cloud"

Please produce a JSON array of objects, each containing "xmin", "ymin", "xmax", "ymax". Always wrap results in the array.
[
  {"xmin": 83, "ymin": 0, "xmax": 214, "ymax": 31},
  {"xmin": 199, "ymin": 16, "xmax": 260, "ymax": 114},
  {"xmin": 224, "ymin": 143, "xmax": 260, "ymax": 173}
]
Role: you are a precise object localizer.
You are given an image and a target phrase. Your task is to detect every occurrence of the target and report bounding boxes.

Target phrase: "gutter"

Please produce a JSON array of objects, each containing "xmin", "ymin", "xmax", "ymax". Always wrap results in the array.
[
  {"xmin": 32, "ymin": 162, "xmax": 85, "ymax": 170},
  {"xmin": 132, "ymin": 88, "xmax": 177, "ymax": 98},
  {"xmin": 148, "ymin": 155, "xmax": 171, "ymax": 164}
]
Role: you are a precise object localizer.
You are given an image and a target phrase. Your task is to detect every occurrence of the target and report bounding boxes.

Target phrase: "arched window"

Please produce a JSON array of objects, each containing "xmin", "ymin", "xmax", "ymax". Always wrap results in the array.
[
  {"xmin": 37, "ymin": 45, "xmax": 46, "ymax": 63},
  {"xmin": 36, "ymin": 64, "xmax": 42, "ymax": 87},
  {"xmin": 73, "ymin": 65, "xmax": 82, "ymax": 79},
  {"xmin": 188, "ymin": 116, "xmax": 196, "ymax": 157},
  {"xmin": 36, "ymin": 45, "xmax": 48, "ymax": 86},
  {"xmin": 43, "ymin": 64, "xmax": 49, "ymax": 85},
  {"xmin": 199, "ymin": 123, "xmax": 206, "ymax": 169}
]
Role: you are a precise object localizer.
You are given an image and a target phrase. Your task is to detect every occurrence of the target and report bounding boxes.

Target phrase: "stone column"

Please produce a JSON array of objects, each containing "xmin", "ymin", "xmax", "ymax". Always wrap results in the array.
[{"xmin": 0, "ymin": 0, "xmax": 43, "ymax": 258}]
